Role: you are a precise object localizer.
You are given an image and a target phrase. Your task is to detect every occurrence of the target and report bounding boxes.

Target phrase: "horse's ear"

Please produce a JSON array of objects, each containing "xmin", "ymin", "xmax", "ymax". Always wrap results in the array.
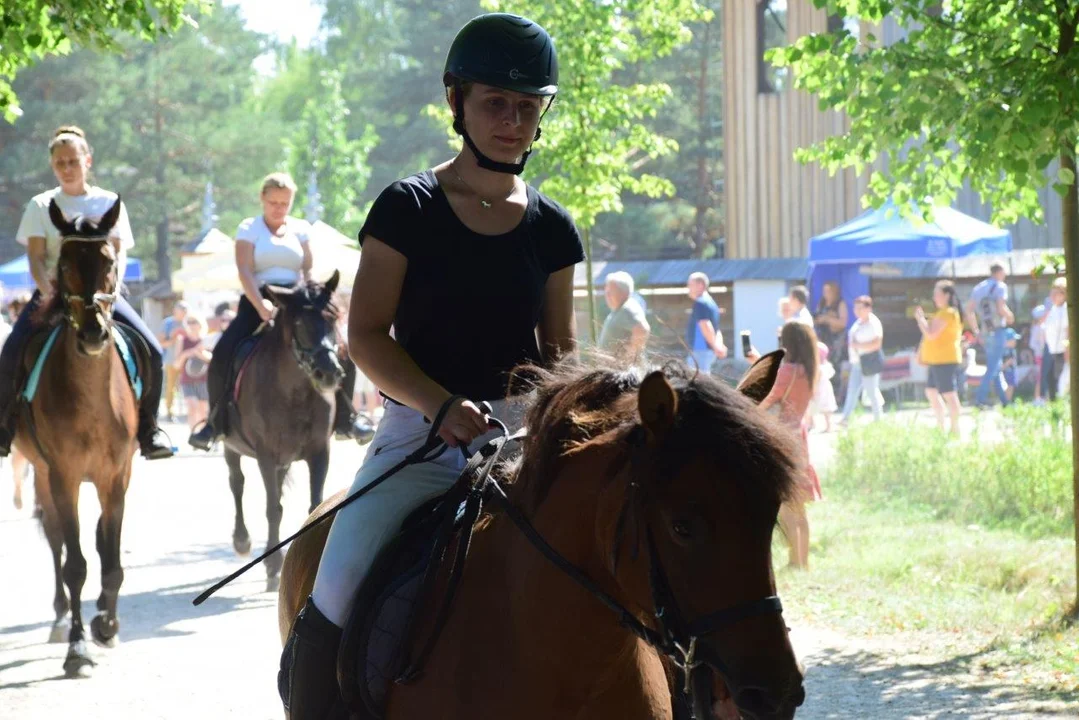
[
  {"xmin": 638, "ymin": 371, "xmax": 678, "ymax": 445},
  {"xmin": 48, "ymin": 199, "xmax": 75, "ymax": 236},
  {"xmin": 98, "ymin": 196, "xmax": 122, "ymax": 235},
  {"xmin": 323, "ymin": 269, "xmax": 340, "ymax": 296},
  {"xmin": 737, "ymin": 349, "xmax": 785, "ymax": 405}
]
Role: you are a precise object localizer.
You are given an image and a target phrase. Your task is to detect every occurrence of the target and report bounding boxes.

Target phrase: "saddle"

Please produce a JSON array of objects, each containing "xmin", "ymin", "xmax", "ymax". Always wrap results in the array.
[
  {"xmin": 20, "ymin": 321, "xmax": 146, "ymax": 404},
  {"xmin": 229, "ymin": 331, "xmax": 264, "ymax": 402},
  {"xmin": 335, "ymin": 473, "xmax": 478, "ymax": 719}
]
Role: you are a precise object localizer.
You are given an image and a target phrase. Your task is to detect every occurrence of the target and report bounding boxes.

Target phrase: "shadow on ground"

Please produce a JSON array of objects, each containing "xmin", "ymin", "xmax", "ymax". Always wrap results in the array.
[{"xmin": 802, "ymin": 644, "xmax": 1076, "ymax": 718}]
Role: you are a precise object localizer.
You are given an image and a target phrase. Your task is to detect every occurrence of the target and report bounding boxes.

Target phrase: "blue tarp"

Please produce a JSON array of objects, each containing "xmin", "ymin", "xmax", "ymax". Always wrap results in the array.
[
  {"xmin": 808, "ymin": 200, "xmax": 1012, "ymax": 263},
  {"xmin": 0, "ymin": 255, "xmax": 143, "ymax": 291},
  {"xmin": 808, "ymin": 202, "xmax": 1012, "ymax": 335}
]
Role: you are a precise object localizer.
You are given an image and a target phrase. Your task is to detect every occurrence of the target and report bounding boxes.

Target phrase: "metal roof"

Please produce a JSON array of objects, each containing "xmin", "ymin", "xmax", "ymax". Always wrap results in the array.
[
  {"xmin": 574, "ymin": 257, "xmax": 810, "ymax": 288},
  {"xmin": 575, "ymin": 248, "xmax": 1060, "ymax": 289}
]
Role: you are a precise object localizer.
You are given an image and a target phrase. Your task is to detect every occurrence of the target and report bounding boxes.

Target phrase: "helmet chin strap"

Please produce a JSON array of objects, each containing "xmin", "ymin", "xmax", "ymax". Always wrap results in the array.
[{"xmin": 452, "ymin": 79, "xmax": 551, "ymax": 176}]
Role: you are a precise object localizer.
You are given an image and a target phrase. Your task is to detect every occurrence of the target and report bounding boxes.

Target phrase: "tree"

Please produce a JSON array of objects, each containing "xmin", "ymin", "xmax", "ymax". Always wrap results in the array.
[
  {"xmin": 0, "ymin": 6, "xmax": 288, "ymax": 281},
  {"xmin": 482, "ymin": 0, "xmax": 712, "ymax": 339},
  {"xmin": 772, "ymin": 0, "xmax": 1079, "ymax": 614},
  {"xmin": 318, "ymin": 0, "xmax": 484, "ymax": 205},
  {"xmin": 286, "ymin": 68, "xmax": 378, "ymax": 233},
  {"xmin": 0, "ymin": 0, "xmax": 208, "ymax": 121}
]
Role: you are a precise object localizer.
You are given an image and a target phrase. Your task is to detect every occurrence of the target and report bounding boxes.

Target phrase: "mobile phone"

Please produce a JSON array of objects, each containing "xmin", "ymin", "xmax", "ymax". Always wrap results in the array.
[{"xmin": 740, "ymin": 330, "xmax": 752, "ymax": 357}]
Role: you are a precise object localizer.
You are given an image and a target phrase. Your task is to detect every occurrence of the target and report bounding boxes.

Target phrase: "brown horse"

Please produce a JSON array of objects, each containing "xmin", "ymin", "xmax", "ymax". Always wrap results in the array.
[
  {"xmin": 279, "ymin": 357, "xmax": 806, "ymax": 719},
  {"xmin": 224, "ymin": 271, "xmax": 343, "ymax": 593},
  {"xmin": 15, "ymin": 199, "xmax": 139, "ymax": 678}
]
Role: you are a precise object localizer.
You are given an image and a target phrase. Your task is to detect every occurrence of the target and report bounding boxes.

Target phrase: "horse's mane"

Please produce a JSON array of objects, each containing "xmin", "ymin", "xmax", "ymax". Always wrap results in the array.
[{"xmin": 507, "ymin": 358, "xmax": 801, "ymax": 517}]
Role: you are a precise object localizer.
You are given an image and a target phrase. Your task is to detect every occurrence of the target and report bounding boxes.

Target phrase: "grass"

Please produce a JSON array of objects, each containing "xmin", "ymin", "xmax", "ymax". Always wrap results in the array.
[
  {"xmin": 774, "ymin": 407, "xmax": 1079, "ymax": 696},
  {"xmin": 830, "ymin": 401, "xmax": 1074, "ymax": 537}
]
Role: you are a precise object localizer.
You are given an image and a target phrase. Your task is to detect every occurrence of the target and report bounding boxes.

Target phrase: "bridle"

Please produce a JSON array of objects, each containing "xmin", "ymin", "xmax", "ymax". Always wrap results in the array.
[
  {"xmin": 474, "ymin": 418, "xmax": 786, "ymax": 711},
  {"xmin": 284, "ymin": 298, "xmax": 344, "ymax": 387},
  {"xmin": 58, "ymin": 237, "xmax": 118, "ymax": 333},
  {"xmin": 193, "ymin": 394, "xmax": 787, "ymax": 714}
]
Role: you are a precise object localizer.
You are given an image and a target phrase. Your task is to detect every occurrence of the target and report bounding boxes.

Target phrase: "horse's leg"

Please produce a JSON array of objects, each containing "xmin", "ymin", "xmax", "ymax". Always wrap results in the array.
[
  {"xmin": 50, "ymin": 466, "xmax": 93, "ymax": 677},
  {"xmin": 91, "ymin": 473, "xmax": 126, "ymax": 647},
  {"xmin": 257, "ymin": 456, "xmax": 284, "ymax": 593},
  {"xmin": 225, "ymin": 448, "xmax": 251, "ymax": 556},
  {"xmin": 36, "ymin": 465, "xmax": 69, "ymax": 644},
  {"xmin": 305, "ymin": 445, "xmax": 330, "ymax": 514}
]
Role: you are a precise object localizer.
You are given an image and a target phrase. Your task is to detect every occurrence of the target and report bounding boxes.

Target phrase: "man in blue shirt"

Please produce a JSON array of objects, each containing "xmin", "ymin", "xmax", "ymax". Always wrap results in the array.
[
  {"xmin": 685, "ymin": 271, "xmax": 727, "ymax": 373},
  {"xmin": 966, "ymin": 263, "xmax": 1015, "ymax": 407}
]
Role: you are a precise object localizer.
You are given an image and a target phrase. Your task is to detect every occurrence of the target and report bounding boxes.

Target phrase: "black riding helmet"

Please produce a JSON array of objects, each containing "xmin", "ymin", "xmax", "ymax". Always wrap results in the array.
[{"xmin": 443, "ymin": 13, "xmax": 558, "ymax": 175}]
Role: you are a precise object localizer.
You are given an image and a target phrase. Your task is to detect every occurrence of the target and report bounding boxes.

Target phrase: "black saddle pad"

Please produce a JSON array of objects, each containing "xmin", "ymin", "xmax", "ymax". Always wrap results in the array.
[
  {"xmin": 337, "ymin": 489, "xmax": 467, "ymax": 719},
  {"xmin": 229, "ymin": 335, "xmax": 261, "ymax": 387}
]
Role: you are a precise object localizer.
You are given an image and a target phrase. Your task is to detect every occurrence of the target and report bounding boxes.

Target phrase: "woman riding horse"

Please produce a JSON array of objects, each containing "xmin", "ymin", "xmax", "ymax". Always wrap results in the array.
[
  {"xmin": 278, "ymin": 13, "xmax": 582, "ymax": 717},
  {"xmin": 0, "ymin": 125, "xmax": 171, "ymax": 460},
  {"xmin": 188, "ymin": 172, "xmax": 371, "ymax": 450}
]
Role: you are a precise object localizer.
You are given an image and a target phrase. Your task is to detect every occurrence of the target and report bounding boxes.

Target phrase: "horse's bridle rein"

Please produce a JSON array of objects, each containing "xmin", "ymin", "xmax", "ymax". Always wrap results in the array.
[
  {"xmin": 193, "ymin": 395, "xmax": 785, "ymax": 713},
  {"xmin": 58, "ymin": 236, "xmax": 118, "ymax": 333},
  {"xmin": 476, "ymin": 417, "xmax": 785, "ymax": 710}
]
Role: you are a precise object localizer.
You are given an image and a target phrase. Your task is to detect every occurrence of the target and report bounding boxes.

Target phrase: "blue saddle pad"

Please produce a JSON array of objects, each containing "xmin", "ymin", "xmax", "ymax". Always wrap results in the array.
[{"xmin": 22, "ymin": 325, "xmax": 143, "ymax": 403}]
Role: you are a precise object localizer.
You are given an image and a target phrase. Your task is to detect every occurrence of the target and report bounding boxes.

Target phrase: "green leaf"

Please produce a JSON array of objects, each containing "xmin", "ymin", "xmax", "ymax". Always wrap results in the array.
[{"xmin": 1058, "ymin": 167, "xmax": 1075, "ymax": 186}]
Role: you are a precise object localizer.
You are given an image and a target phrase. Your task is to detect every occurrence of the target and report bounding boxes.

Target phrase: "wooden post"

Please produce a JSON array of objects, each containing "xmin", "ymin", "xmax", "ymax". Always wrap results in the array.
[{"xmin": 583, "ymin": 225, "xmax": 598, "ymax": 344}]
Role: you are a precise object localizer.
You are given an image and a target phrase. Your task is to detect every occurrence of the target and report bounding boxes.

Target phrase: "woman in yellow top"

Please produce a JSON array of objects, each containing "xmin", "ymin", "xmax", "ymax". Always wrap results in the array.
[{"xmin": 915, "ymin": 279, "xmax": 964, "ymax": 433}]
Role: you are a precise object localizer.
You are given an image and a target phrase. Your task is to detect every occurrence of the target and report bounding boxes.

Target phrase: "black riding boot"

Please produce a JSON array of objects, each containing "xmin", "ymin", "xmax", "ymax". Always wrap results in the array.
[
  {"xmin": 188, "ymin": 402, "xmax": 225, "ymax": 451},
  {"xmin": 334, "ymin": 389, "xmax": 375, "ymax": 444},
  {"xmin": 0, "ymin": 411, "xmax": 14, "ymax": 458},
  {"xmin": 279, "ymin": 596, "xmax": 350, "ymax": 720},
  {"xmin": 138, "ymin": 412, "xmax": 174, "ymax": 460}
]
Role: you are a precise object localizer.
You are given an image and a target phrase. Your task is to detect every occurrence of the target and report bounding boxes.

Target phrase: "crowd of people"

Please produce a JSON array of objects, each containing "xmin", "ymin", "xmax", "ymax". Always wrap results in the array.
[{"xmin": 595, "ymin": 261, "xmax": 1071, "ymax": 571}]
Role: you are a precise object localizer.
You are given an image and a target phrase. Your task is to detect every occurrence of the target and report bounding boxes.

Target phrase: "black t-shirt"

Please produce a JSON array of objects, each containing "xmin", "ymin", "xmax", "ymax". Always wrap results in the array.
[{"xmin": 359, "ymin": 170, "xmax": 585, "ymax": 401}]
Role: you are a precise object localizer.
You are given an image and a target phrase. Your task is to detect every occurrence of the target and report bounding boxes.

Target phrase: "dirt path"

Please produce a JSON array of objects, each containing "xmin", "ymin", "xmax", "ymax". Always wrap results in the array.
[{"xmin": 0, "ymin": 415, "xmax": 1073, "ymax": 718}]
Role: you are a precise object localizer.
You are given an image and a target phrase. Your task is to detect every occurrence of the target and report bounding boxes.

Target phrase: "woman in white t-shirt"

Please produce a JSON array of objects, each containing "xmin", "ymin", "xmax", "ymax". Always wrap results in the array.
[
  {"xmin": 189, "ymin": 172, "xmax": 368, "ymax": 449},
  {"xmin": 839, "ymin": 294, "xmax": 885, "ymax": 424},
  {"xmin": 0, "ymin": 125, "xmax": 172, "ymax": 460}
]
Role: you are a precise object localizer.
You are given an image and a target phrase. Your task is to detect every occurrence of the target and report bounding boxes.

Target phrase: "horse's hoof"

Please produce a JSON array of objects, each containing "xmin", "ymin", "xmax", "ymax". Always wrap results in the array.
[
  {"xmin": 266, "ymin": 575, "xmax": 280, "ymax": 593},
  {"xmin": 90, "ymin": 613, "xmax": 119, "ymax": 648},
  {"xmin": 13, "ymin": 493, "xmax": 22, "ymax": 510},
  {"xmin": 48, "ymin": 622, "xmax": 68, "ymax": 644},
  {"xmin": 233, "ymin": 534, "xmax": 252, "ymax": 556},
  {"xmin": 63, "ymin": 642, "xmax": 94, "ymax": 678}
]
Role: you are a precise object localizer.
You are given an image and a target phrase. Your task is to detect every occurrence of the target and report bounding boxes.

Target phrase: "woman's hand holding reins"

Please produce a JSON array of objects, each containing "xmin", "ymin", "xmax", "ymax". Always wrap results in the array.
[
  {"xmin": 256, "ymin": 298, "xmax": 275, "ymax": 323},
  {"xmin": 434, "ymin": 397, "xmax": 489, "ymax": 448}
]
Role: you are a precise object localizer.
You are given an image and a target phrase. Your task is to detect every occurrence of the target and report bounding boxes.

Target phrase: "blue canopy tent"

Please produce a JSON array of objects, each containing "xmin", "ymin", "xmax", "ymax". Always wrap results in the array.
[
  {"xmin": 0, "ymin": 255, "xmax": 143, "ymax": 295},
  {"xmin": 808, "ymin": 201, "xmax": 1013, "ymax": 330}
]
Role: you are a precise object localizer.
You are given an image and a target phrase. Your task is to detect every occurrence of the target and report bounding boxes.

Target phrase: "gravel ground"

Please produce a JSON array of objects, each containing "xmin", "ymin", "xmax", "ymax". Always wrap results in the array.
[{"xmin": 0, "ymin": 413, "xmax": 1073, "ymax": 719}]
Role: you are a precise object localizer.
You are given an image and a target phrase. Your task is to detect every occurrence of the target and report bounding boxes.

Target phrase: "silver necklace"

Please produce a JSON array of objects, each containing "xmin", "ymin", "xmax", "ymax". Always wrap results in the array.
[{"xmin": 450, "ymin": 161, "xmax": 515, "ymax": 209}]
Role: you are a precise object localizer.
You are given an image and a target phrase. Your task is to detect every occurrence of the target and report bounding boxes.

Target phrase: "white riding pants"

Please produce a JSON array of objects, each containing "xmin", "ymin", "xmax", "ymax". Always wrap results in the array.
[{"xmin": 311, "ymin": 398, "xmax": 520, "ymax": 627}]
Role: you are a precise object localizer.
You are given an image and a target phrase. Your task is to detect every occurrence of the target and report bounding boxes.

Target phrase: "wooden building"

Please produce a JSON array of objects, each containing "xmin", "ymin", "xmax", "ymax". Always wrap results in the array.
[{"xmin": 723, "ymin": 1, "xmax": 1061, "ymax": 260}]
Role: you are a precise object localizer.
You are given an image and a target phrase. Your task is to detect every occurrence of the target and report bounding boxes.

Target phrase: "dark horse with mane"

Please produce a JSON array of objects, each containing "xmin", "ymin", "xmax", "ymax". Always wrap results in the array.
[
  {"xmin": 222, "ymin": 270, "xmax": 344, "ymax": 593},
  {"xmin": 15, "ymin": 199, "xmax": 143, "ymax": 677},
  {"xmin": 280, "ymin": 357, "xmax": 806, "ymax": 719}
]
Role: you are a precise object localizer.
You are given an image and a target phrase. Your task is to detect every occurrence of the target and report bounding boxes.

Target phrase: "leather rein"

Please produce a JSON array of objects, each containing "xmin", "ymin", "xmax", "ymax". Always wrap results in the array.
[{"xmin": 192, "ymin": 395, "xmax": 783, "ymax": 713}]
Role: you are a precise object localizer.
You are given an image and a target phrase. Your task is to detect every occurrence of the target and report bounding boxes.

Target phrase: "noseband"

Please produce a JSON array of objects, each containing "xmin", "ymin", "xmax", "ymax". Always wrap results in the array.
[{"xmin": 288, "ymin": 302, "xmax": 343, "ymax": 386}]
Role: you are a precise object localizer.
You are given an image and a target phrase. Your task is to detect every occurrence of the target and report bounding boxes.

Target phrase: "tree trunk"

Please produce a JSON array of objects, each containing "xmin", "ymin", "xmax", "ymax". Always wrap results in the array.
[
  {"xmin": 583, "ymin": 225, "xmax": 597, "ymax": 344},
  {"xmin": 1060, "ymin": 145, "xmax": 1079, "ymax": 617},
  {"xmin": 153, "ymin": 53, "xmax": 170, "ymax": 288},
  {"xmin": 692, "ymin": 21, "xmax": 712, "ymax": 258}
]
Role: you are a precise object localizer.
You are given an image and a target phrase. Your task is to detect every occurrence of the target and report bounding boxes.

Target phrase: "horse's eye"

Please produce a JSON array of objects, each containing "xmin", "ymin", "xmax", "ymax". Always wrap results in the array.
[{"xmin": 671, "ymin": 519, "xmax": 693, "ymax": 541}]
